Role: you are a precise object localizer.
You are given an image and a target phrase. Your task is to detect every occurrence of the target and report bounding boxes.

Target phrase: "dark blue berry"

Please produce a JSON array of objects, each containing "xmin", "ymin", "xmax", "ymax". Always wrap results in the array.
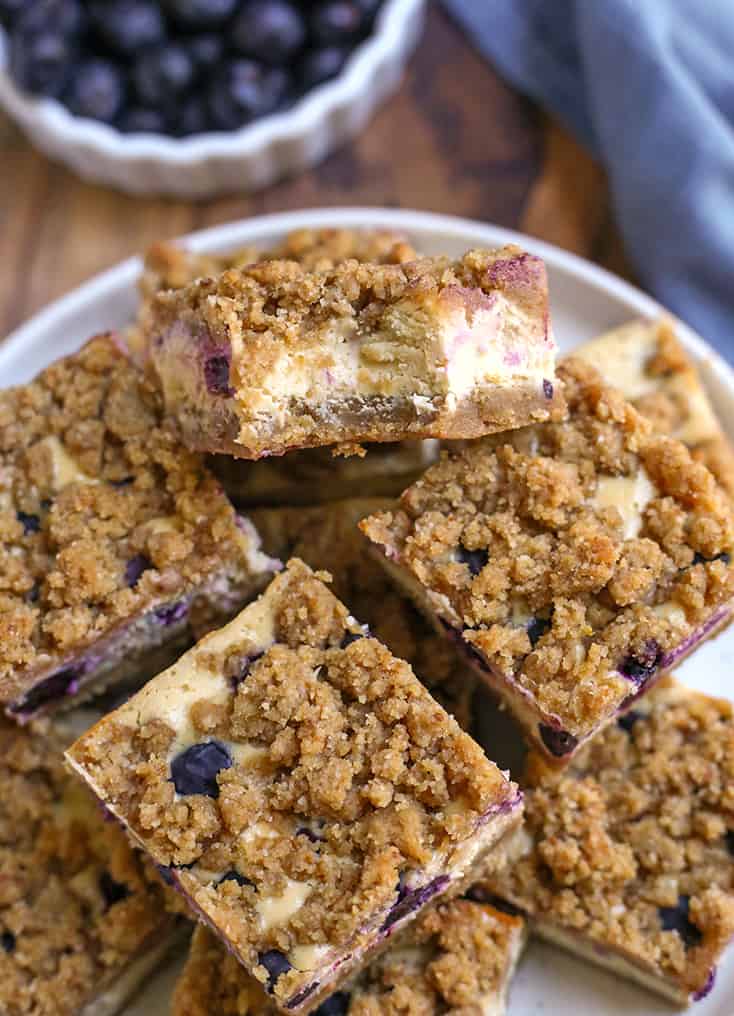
[
  {"xmin": 16, "ymin": 0, "xmax": 85, "ymax": 36},
  {"xmin": 693, "ymin": 550, "xmax": 731, "ymax": 566},
  {"xmin": 165, "ymin": 0, "xmax": 238, "ymax": 29},
  {"xmin": 314, "ymin": 992, "xmax": 350, "ymax": 1016},
  {"xmin": 133, "ymin": 44, "xmax": 195, "ymax": 106},
  {"xmin": 208, "ymin": 61, "xmax": 288, "ymax": 130},
  {"xmin": 1, "ymin": 930, "xmax": 15, "ymax": 953},
  {"xmin": 118, "ymin": 106, "xmax": 168, "ymax": 133},
  {"xmin": 156, "ymin": 864, "xmax": 176, "ymax": 886},
  {"xmin": 287, "ymin": 984, "xmax": 320, "ymax": 1008},
  {"xmin": 9, "ymin": 29, "xmax": 73, "ymax": 97},
  {"xmin": 186, "ymin": 34, "xmax": 224, "ymax": 71},
  {"xmin": 299, "ymin": 46, "xmax": 348, "ymax": 89},
  {"xmin": 99, "ymin": 871, "xmax": 131, "ymax": 908},
  {"xmin": 538, "ymin": 724, "xmax": 578, "ymax": 758},
  {"xmin": 170, "ymin": 740, "xmax": 233, "ymax": 797},
  {"xmin": 526, "ymin": 615, "xmax": 551, "ymax": 647},
  {"xmin": 619, "ymin": 640, "xmax": 662, "ymax": 685},
  {"xmin": 658, "ymin": 895, "xmax": 703, "ymax": 949},
  {"xmin": 340, "ymin": 631, "xmax": 364, "ymax": 648},
  {"xmin": 26, "ymin": 583, "xmax": 41, "ymax": 604},
  {"xmin": 725, "ymin": 830, "xmax": 734, "ymax": 856},
  {"xmin": 617, "ymin": 709, "xmax": 642, "ymax": 733},
  {"xmin": 232, "ymin": 2, "xmax": 307, "ymax": 66},
  {"xmin": 154, "ymin": 600, "xmax": 188, "ymax": 626},
  {"xmin": 0, "ymin": 0, "xmax": 25, "ymax": 30},
  {"xmin": 543, "ymin": 379, "xmax": 554, "ymax": 399},
  {"xmin": 8, "ymin": 665, "xmax": 81, "ymax": 716},
  {"xmin": 233, "ymin": 652, "xmax": 264, "ymax": 686},
  {"xmin": 17, "ymin": 511, "xmax": 40, "ymax": 534},
  {"xmin": 90, "ymin": 2, "xmax": 166, "ymax": 57},
  {"xmin": 65, "ymin": 59, "xmax": 126, "ymax": 123},
  {"xmin": 125, "ymin": 554, "xmax": 152, "ymax": 587},
  {"xmin": 258, "ymin": 949, "xmax": 292, "ymax": 991},
  {"xmin": 309, "ymin": 2, "xmax": 366, "ymax": 45},
  {"xmin": 380, "ymin": 875, "xmax": 449, "ymax": 932},
  {"xmin": 296, "ymin": 825, "xmax": 323, "ymax": 842},
  {"xmin": 355, "ymin": 0, "xmax": 382, "ymax": 16},
  {"xmin": 457, "ymin": 543, "xmax": 488, "ymax": 576},
  {"xmin": 203, "ymin": 353, "xmax": 233, "ymax": 395},
  {"xmin": 692, "ymin": 968, "xmax": 716, "ymax": 1002},
  {"xmin": 175, "ymin": 96, "xmax": 209, "ymax": 137},
  {"xmin": 218, "ymin": 870, "xmax": 255, "ymax": 888}
]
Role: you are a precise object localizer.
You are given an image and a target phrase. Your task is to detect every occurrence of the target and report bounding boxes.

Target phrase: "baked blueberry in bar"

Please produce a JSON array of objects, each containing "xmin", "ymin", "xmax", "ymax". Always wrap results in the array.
[
  {"xmin": 250, "ymin": 499, "xmax": 476, "ymax": 729},
  {"xmin": 0, "ymin": 716, "xmax": 183, "ymax": 1016},
  {"xmin": 0, "ymin": 336, "xmax": 277, "ymax": 720},
  {"xmin": 474, "ymin": 677, "xmax": 734, "ymax": 1006},
  {"xmin": 577, "ymin": 317, "xmax": 734, "ymax": 498},
  {"xmin": 361, "ymin": 357, "xmax": 734, "ymax": 764},
  {"xmin": 66, "ymin": 559, "xmax": 522, "ymax": 1014},
  {"xmin": 147, "ymin": 246, "xmax": 562, "ymax": 459},
  {"xmin": 173, "ymin": 898, "xmax": 526, "ymax": 1016}
]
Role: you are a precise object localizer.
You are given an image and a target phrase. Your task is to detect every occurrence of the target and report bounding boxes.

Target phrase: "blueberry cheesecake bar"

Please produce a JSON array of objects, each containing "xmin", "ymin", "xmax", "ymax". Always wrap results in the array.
[
  {"xmin": 361, "ymin": 357, "xmax": 734, "ymax": 764},
  {"xmin": 0, "ymin": 716, "xmax": 183, "ymax": 1016},
  {"xmin": 147, "ymin": 246, "xmax": 562, "ymax": 459},
  {"xmin": 577, "ymin": 317, "xmax": 734, "ymax": 498},
  {"xmin": 66, "ymin": 559, "xmax": 522, "ymax": 1013},
  {"xmin": 474, "ymin": 677, "xmax": 734, "ymax": 1006},
  {"xmin": 250, "ymin": 499, "xmax": 475, "ymax": 728},
  {"xmin": 0, "ymin": 336, "xmax": 277, "ymax": 720},
  {"xmin": 173, "ymin": 898, "xmax": 526, "ymax": 1016}
]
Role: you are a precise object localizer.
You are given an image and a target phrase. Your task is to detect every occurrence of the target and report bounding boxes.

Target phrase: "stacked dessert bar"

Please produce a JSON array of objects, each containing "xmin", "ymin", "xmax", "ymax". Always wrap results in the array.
[{"xmin": 1, "ymin": 228, "xmax": 733, "ymax": 1014}]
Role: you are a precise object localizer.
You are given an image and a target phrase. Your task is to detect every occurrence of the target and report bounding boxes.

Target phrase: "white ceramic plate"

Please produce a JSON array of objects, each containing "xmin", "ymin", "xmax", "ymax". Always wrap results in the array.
[{"xmin": 1, "ymin": 208, "xmax": 732, "ymax": 1015}]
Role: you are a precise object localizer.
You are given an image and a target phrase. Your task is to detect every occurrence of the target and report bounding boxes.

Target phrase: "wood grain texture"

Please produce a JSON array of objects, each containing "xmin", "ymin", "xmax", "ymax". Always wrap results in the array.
[{"xmin": 0, "ymin": 5, "xmax": 627, "ymax": 344}]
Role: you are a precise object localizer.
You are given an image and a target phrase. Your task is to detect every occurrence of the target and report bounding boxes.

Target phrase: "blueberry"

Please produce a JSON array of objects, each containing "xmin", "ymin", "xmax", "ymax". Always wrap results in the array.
[
  {"xmin": 693, "ymin": 550, "xmax": 731, "ymax": 566},
  {"xmin": 355, "ymin": 0, "xmax": 382, "ymax": 16},
  {"xmin": 64, "ymin": 59, "xmax": 126, "ymax": 123},
  {"xmin": 8, "ymin": 665, "xmax": 81, "ymax": 716},
  {"xmin": 538, "ymin": 724, "xmax": 578, "ymax": 758},
  {"xmin": 203, "ymin": 352, "xmax": 233, "ymax": 394},
  {"xmin": 118, "ymin": 106, "xmax": 168, "ymax": 134},
  {"xmin": 125, "ymin": 554, "xmax": 152, "ymax": 588},
  {"xmin": 457, "ymin": 543, "xmax": 488, "ymax": 577},
  {"xmin": 617, "ymin": 709, "xmax": 642, "ymax": 733},
  {"xmin": 258, "ymin": 949, "xmax": 292, "ymax": 992},
  {"xmin": 309, "ymin": 2, "xmax": 366, "ymax": 45},
  {"xmin": 619, "ymin": 640, "xmax": 662, "ymax": 685},
  {"xmin": 526, "ymin": 615, "xmax": 551, "ymax": 647},
  {"xmin": 170, "ymin": 740, "xmax": 233, "ymax": 797},
  {"xmin": 0, "ymin": 0, "xmax": 24, "ymax": 30},
  {"xmin": 340, "ymin": 631, "xmax": 364, "ymax": 648},
  {"xmin": 299, "ymin": 46, "xmax": 348, "ymax": 89},
  {"xmin": 15, "ymin": 0, "xmax": 85, "ymax": 36},
  {"xmin": 296, "ymin": 826, "xmax": 323, "ymax": 842},
  {"xmin": 186, "ymin": 34, "xmax": 224, "ymax": 71},
  {"xmin": 288, "ymin": 984, "xmax": 320, "ymax": 1008},
  {"xmin": 89, "ymin": 2, "xmax": 166, "ymax": 57},
  {"xmin": 17, "ymin": 511, "xmax": 40, "ymax": 535},
  {"xmin": 234, "ymin": 652, "xmax": 264, "ymax": 686},
  {"xmin": 218, "ymin": 870, "xmax": 255, "ymax": 888},
  {"xmin": 133, "ymin": 44, "xmax": 195, "ymax": 106},
  {"xmin": 543, "ymin": 379, "xmax": 554, "ymax": 399},
  {"xmin": 208, "ymin": 60, "xmax": 289, "ymax": 130},
  {"xmin": 658, "ymin": 895, "xmax": 703, "ymax": 949},
  {"xmin": 380, "ymin": 875, "xmax": 449, "ymax": 932},
  {"xmin": 693, "ymin": 969, "xmax": 716, "ymax": 1001},
  {"xmin": 165, "ymin": 0, "xmax": 238, "ymax": 29},
  {"xmin": 9, "ymin": 29, "xmax": 73, "ymax": 97},
  {"xmin": 725, "ymin": 830, "xmax": 734, "ymax": 856},
  {"xmin": 26, "ymin": 583, "xmax": 41, "ymax": 604},
  {"xmin": 154, "ymin": 601, "xmax": 188, "ymax": 626},
  {"xmin": 174, "ymin": 97, "xmax": 209, "ymax": 137},
  {"xmin": 314, "ymin": 993, "xmax": 350, "ymax": 1016},
  {"xmin": 1, "ymin": 930, "xmax": 15, "ymax": 953},
  {"xmin": 232, "ymin": 2, "xmax": 307, "ymax": 66},
  {"xmin": 99, "ymin": 871, "xmax": 131, "ymax": 908}
]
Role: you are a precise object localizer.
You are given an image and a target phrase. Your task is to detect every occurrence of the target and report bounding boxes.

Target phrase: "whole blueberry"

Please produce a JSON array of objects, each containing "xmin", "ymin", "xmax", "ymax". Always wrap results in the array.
[
  {"xmin": 175, "ymin": 96, "xmax": 209, "ymax": 136},
  {"xmin": 89, "ymin": 2, "xmax": 166, "ymax": 57},
  {"xmin": 299, "ymin": 46, "xmax": 348, "ymax": 90},
  {"xmin": 457, "ymin": 543, "xmax": 488, "ymax": 577},
  {"xmin": 218, "ymin": 869, "xmax": 255, "ymax": 888},
  {"xmin": 187, "ymin": 34, "xmax": 224, "ymax": 71},
  {"xmin": 154, "ymin": 600, "xmax": 188, "ymax": 626},
  {"xmin": 258, "ymin": 949, "xmax": 292, "ymax": 991},
  {"xmin": 134, "ymin": 44, "xmax": 195, "ymax": 106},
  {"xmin": 658, "ymin": 895, "xmax": 703, "ymax": 949},
  {"xmin": 526, "ymin": 615, "xmax": 551, "ymax": 648},
  {"xmin": 355, "ymin": 0, "xmax": 382, "ymax": 16},
  {"xmin": 17, "ymin": 511, "xmax": 41, "ymax": 535},
  {"xmin": 0, "ymin": 0, "xmax": 25, "ymax": 30},
  {"xmin": 99, "ymin": 871, "xmax": 131, "ymax": 908},
  {"xmin": 64, "ymin": 59, "xmax": 126, "ymax": 123},
  {"xmin": 1, "ymin": 930, "xmax": 15, "ymax": 953},
  {"xmin": 118, "ymin": 106, "xmax": 168, "ymax": 133},
  {"xmin": 309, "ymin": 2, "xmax": 366, "ymax": 45},
  {"xmin": 15, "ymin": 0, "xmax": 85, "ymax": 36},
  {"xmin": 617, "ymin": 709, "xmax": 642, "ymax": 733},
  {"xmin": 170, "ymin": 740, "xmax": 233, "ymax": 797},
  {"xmin": 165, "ymin": 0, "xmax": 238, "ymax": 29},
  {"xmin": 314, "ymin": 993, "xmax": 351, "ymax": 1016},
  {"xmin": 208, "ymin": 60, "xmax": 288, "ymax": 130},
  {"xmin": 232, "ymin": 2, "xmax": 307, "ymax": 66},
  {"xmin": 538, "ymin": 724, "xmax": 578, "ymax": 758},
  {"xmin": 9, "ymin": 29, "xmax": 73, "ymax": 97},
  {"xmin": 203, "ymin": 352, "xmax": 233, "ymax": 394},
  {"xmin": 619, "ymin": 640, "xmax": 662, "ymax": 685},
  {"xmin": 125, "ymin": 554, "xmax": 152, "ymax": 588}
]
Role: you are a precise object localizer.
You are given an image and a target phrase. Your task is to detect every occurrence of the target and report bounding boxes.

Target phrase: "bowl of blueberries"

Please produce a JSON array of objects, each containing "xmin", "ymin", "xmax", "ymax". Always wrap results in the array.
[{"xmin": 0, "ymin": 0, "xmax": 424, "ymax": 196}]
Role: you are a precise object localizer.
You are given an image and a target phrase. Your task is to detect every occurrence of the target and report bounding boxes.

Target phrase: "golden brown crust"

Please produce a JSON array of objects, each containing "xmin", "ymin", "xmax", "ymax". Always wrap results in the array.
[
  {"xmin": 0, "ymin": 717, "xmax": 177, "ymax": 1016},
  {"xmin": 480, "ymin": 677, "xmax": 734, "ymax": 1001},
  {"xmin": 361, "ymin": 357, "xmax": 734, "ymax": 745}
]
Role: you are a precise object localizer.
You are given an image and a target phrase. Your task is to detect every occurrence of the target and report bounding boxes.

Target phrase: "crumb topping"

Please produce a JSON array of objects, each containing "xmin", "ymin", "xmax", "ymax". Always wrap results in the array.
[
  {"xmin": 361, "ymin": 357, "xmax": 734, "ymax": 737},
  {"xmin": 0, "ymin": 336, "xmax": 262, "ymax": 700},
  {"xmin": 0, "ymin": 717, "xmax": 174, "ymax": 1016},
  {"xmin": 67, "ymin": 561, "xmax": 515, "ymax": 1005},
  {"xmin": 483, "ymin": 678, "xmax": 734, "ymax": 998}
]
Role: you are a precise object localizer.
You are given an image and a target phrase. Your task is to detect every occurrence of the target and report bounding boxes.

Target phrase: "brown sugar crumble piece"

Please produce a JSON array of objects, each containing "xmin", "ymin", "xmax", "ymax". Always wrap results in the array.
[
  {"xmin": 475, "ymin": 677, "xmax": 734, "ymax": 1006},
  {"xmin": 250, "ymin": 499, "xmax": 476, "ymax": 729},
  {"xmin": 173, "ymin": 898, "xmax": 526, "ymax": 1016},
  {"xmin": 361, "ymin": 356, "xmax": 734, "ymax": 765},
  {"xmin": 146, "ymin": 246, "xmax": 562, "ymax": 459},
  {"xmin": 577, "ymin": 317, "xmax": 734, "ymax": 498},
  {"xmin": 0, "ymin": 716, "xmax": 183, "ymax": 1016},
  {"xmin": 66, "ymin": 559, "xmax": 522, "ymax": 1014},
  {"xmin": 0, "ymin": 335, "xmax": 277, "ymax": 721}
]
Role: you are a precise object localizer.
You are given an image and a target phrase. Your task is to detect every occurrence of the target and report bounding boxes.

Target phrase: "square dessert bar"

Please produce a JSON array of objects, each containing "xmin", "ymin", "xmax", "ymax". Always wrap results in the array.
[
  {"xmin": 0, "ymin": 336, "xmax": 276, "ymax": 721},
  {"xmin": 475, "ymin": 677, "xmax": 734, "ymax": 1006},
  {"xmin": 361, "ymin": 356, "xmax": 734, "ymax": 764},
  {"xmin": 147, "ymin": 246, "xmax": 562, "ymax": 459},
  {"xmin": 250, "ymin": 499, "xmax": 476, "ymax": 729},
  {"xmin": 577, "ymin": 317, "xmax": 734, "ymax": 498},
  {"xmin": 0, "ymin": 716, "xmax": 182, "ymax": 1016},
  {"xmin": 173, "ymin": 898, "xmax": 526, "ymax": 1016},
  {"xmin": 66, "ymin": 559, "xmax": 522, "ymax": 1014}
]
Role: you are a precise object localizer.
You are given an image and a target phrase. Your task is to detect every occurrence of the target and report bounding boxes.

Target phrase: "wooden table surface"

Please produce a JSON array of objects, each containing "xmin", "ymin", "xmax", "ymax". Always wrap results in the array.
[{"xmin": 0, "ymin": 5, "xmax": 630, "ymax": 342}]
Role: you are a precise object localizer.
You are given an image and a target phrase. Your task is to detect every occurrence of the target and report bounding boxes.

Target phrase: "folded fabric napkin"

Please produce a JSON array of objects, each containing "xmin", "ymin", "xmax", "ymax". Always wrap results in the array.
[{"xmin": 444, "ymin": 0, "xmax": 734, "ymax": 359}]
